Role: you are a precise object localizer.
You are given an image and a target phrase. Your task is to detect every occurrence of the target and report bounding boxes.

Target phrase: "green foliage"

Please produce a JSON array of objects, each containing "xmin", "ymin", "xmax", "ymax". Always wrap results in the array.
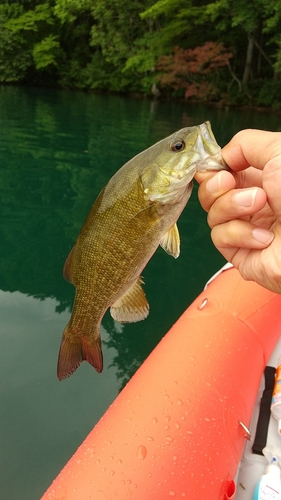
[
  {"xmin": 5, "ymin": 3, "xmax": 54, "ymax": 32},
  {"xmin": 251, "ymin": 78, "xmax": 281, "ymax": 109},
  {"xmin": 90, "ymin": 0, "xmax": 152, "ymax": 66},
  {"xmin": 0, "ymin": 1, "xmax": 61, "ymax": 82},
  {"xmin": 0, "ymin": 28, "xmax": 32, "ymax": 82},
  {"xmin": 33, "ymin": 35, "xmax": 59, "ymax": 69},
  {"xmin": 54, "ymin": 0, "xmax": 92, "ymax": 24},
  {"xmin": 274, "ymin": 40, "xmax": 281, "ymax": 73},
  {"xmin": 0, "ymin": 4, "xmax": 32, "ymax": 82}
]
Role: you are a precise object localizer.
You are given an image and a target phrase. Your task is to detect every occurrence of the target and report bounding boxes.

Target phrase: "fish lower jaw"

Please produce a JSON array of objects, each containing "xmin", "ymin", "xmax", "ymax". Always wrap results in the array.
[{"xmin": 196, "ymin": 154, "xmax": 229, "ymax": 172}]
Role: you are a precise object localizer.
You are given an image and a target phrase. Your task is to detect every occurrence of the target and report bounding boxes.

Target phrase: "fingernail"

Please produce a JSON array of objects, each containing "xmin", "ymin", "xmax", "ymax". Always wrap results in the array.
[
  {"xmin": 233, "ymin": 188, "xmax": 258, "ymax": 207},
  {"xmin": 252, "ymin": 228, "xmax": 274, "ymax": 244},
  {"xmin": 206, "ymin": 172, "xmax": 222, "ymax": 194}
]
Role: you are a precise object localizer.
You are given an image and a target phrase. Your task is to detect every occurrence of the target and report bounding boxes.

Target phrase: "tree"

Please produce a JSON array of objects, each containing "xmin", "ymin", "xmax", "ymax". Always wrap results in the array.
[
  {"xmin": 156, "ymin": 42, "xmax": 233, "ymax": 100},
  {"xmin": 205, "ymin": 0, "xmax": 276, "ymax": 85},
  {"xmin": 0, "ymin": 1, "xmax": 61, "ymax": 81},
  {"xmin": 0, "ymin": 0, "xmax": 280, "ymax": 107},
  {"xmin": 89, "ymin": 0, "xmax": 156, "ymax": 92},
  {"xmin": 0, "ymin": 3, "xmax": 32, "ymax": 82}
]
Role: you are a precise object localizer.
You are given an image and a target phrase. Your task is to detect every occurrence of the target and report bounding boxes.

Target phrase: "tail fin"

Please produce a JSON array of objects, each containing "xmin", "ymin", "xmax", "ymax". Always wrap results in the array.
[{"xmin": 57, "ymin": 324, "xmax": 103, "ymax": 380}]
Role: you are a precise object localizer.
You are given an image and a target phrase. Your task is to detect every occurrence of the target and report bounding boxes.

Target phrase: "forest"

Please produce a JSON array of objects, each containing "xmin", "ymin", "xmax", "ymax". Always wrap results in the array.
[{"xmin": 0, "ymin": 0, "xmax": 281, "ymax": 109}]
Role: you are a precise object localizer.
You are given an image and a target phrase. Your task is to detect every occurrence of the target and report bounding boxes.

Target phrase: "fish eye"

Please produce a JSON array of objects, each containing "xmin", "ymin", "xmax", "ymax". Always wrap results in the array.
[{"xmin": 170, "ymin": 139, "xmax": 185, "ymax": 152}]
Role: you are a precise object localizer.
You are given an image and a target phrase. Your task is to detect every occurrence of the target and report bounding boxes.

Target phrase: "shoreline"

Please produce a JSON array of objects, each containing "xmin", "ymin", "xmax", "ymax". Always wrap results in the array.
[{"xmin": 2, "ymin": 81, "xmax": 280, "ymax": 115}]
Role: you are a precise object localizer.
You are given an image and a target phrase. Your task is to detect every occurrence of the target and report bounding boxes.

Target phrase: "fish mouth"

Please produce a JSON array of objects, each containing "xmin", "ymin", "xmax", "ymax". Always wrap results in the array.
[
  {"xmin": 195, "ymin": 121, "xmax": 220, "ymax": 156},
  {"xmin": 195, "ymin": 121, "xmax": 229, "ymax": 171},
  {"xmin": 199, "ymin": 121, "xmax": 217, "ymax": 146}
]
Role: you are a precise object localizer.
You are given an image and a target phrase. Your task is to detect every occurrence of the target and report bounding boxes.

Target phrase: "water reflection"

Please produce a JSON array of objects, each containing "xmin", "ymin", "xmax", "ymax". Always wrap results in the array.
[
  {"xmin": 0, "ymin": 290, "xmax": 119, "ymax": 499},
  {"xmin": 1, "ymin": 85, "xmax": 280, "ymax": 499}
]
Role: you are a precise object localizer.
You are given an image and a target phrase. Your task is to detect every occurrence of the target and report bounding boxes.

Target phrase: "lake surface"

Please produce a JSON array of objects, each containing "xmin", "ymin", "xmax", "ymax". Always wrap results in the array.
[{"xmin": 0, "ymin": 85, "xmax": 280, "ymax": 499}]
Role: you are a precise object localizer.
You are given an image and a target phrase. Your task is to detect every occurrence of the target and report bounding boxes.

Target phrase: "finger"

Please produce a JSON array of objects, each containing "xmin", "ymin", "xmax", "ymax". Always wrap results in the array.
[
  {"xmin": 222, "ymin": 129, "xmax": 281, "ymax": 172},
  {"xmin": 210, "ymin": 219, "xmax": 274, "ymax": 263},
  {"xmin": 207, "ymin": 186, "xmax": 267, "ymax": 228},
  {"xmin": 196, "ymin": 168, "xmax": 263, "ymax": 210},
  {"xmin": 263, "ymin": 154, "xmax": 281, "ymax": 221},
  {"xmin": 196, "ymin": 170, "xmax": 236, "ymax": 212}
]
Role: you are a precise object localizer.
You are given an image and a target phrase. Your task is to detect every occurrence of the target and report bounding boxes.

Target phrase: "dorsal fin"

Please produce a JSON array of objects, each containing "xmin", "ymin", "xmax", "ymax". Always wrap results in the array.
[
  {"xmin": 63, "ymin": 247, "xmax": 75, "ymax": 283},
  {"xmin": 110, "ymin": 277, "xmax": 149, "ymax": 323},
  {"xmin": 160, "ymin": 223, "xmax": 180, "ymax": 258}
]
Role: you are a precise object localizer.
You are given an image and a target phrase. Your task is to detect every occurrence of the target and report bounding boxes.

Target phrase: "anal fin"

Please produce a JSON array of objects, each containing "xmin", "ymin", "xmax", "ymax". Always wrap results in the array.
[
  {"xmin": 160, "ymin": 223, "xmax": 180, "ymax": 258},
  {"xmin": 110, "ymin": 277, "xmax": 149, "ymax": 323}
]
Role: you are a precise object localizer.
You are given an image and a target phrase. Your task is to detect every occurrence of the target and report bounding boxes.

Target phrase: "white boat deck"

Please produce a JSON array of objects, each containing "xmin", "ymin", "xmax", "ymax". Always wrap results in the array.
[{"xmin": 235, "ymin": 337, "xmax": 281, "ymax": 499}]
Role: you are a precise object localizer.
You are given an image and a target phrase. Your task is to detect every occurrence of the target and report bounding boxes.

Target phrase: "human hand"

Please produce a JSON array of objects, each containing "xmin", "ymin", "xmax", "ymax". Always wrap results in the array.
[{"xmin": 195, "ymin": 129, "xmax": 281, "ymax": 294}]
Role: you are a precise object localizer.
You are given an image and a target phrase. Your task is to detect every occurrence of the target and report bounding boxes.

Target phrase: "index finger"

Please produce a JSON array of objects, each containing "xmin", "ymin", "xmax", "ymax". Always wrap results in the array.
[{"xmin": 222, "ymin": 129, "xmax": 281, "ymax": 172}]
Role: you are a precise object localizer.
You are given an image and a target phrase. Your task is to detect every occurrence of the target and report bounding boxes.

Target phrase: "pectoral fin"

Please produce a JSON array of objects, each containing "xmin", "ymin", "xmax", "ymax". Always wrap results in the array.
[
  {"xmin": 110, "ymin": 278, "xmax": 149, "ymax": 323},
  {"xmin": 160, "ymin": 223, "xmax": 180, "ymax": 258},
  {"xmin": 63, "ymin": 247, "xmax": 75, "ymax": 283}
]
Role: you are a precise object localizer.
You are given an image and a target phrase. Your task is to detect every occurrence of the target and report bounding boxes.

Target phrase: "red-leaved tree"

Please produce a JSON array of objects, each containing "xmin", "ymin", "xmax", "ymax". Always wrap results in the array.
[{"xmin": 156, "ymin": 42, "xmax": 233, "ymax": 100}]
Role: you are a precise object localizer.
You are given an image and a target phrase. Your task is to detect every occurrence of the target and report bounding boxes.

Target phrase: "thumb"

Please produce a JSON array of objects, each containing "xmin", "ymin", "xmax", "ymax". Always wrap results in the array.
[{"xmin": 263, "ymin": 154, "xmax": 281, "ymax": 221}]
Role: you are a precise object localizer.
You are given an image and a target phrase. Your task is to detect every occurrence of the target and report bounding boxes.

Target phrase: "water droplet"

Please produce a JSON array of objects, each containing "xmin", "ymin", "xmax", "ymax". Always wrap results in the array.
[
  {"xmin": 175, "ymin": 422, "xmax": 180, "ymax": 429},
  {"xmin": 169, "ymin": 490, "xmax": 176, "ymax": 496},
  {"xmin": 165, "ymin": 436, "xmax": 173, "ymax": 445},
  {"xmin": 152, "ymin": 417, "xmax": 158, "ymax": 424},
  {"xmin": 165, "ymin": 415, "xmax": 171, "ymax": 422},
  {"xmin": 164, "ymin": 425, "xmax": 170, "ymax": 430},
  {"xmin": 110, "ymin": 470, "xmax": 115, "ymax": 476},
  {"xmin": 173, "ymin": 455, "xmax": 178, "ymax": 461},
  {"xmin": 177, "ymin": 399, "xmax": 183, "ymax": 405},
  {"xmin": 137, "ymin": 445, "xmax": 147, "ymax": 460},
  {"xmin": 117, "ymin": 459, "xmax": 122, "ymax": 465},
  {"xmin": 146, "ymin": 436, "xmax": 154, "ymax": 441}
]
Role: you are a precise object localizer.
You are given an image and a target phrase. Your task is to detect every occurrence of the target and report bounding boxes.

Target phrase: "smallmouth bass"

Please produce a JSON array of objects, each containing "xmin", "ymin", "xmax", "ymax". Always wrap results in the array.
[{"xmin": 57, "ymin": 121, "xmax": 228, "ymax": 380}]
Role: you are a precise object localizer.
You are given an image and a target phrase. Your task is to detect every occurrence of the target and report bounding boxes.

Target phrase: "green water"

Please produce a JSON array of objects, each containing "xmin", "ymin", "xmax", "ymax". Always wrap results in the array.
[{"xmin": 0, "ymin": 86, "xmax": 280, "ymax": 499}]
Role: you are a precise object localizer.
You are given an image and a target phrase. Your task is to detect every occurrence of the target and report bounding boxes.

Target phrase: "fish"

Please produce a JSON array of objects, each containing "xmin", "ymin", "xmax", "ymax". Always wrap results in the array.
[{"xmin": 57, "ymin": 121, "xmax": 228, "ymax": 380}]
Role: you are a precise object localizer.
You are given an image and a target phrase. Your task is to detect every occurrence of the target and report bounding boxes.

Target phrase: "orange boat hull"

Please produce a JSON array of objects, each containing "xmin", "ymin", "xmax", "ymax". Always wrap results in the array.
[{"xmin": 42, "ymin": 267, "xmax": 281, "ymax": 499}]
